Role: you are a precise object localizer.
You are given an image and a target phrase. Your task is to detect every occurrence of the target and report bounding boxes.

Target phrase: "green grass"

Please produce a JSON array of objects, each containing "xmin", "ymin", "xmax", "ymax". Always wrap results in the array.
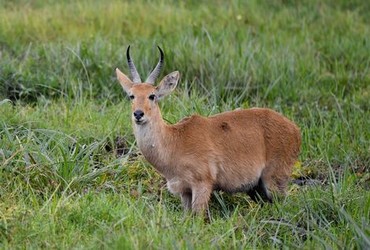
[{"xmin": 0, "ymin": 0, "xmax": 369, "ymax": 249}]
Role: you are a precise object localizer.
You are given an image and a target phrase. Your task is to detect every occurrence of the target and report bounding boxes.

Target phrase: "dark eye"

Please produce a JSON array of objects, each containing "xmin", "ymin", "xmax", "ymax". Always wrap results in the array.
[
  {"xmin": 129, "ymin": 95, "xmax": 134, "ymax": 100},
  {"xmin": 148, "ymin": 94, "xmax": 156, "ymax": 101}
]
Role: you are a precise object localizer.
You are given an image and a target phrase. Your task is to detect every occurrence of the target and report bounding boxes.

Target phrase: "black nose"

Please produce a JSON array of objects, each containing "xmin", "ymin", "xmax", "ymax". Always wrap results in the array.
[{"xmin": 133, "ymin": 110, "xmax": 144, "ymax": 120}]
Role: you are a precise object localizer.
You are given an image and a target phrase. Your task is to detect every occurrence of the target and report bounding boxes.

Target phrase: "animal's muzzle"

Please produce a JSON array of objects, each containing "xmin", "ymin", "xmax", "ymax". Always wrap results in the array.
[{"xmin": 133, "ymin": 110, "xmax": 144, "ymax": 121}]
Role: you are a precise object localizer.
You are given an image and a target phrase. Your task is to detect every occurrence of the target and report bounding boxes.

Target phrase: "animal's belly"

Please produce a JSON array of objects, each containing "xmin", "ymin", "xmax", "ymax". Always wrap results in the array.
[{"xmin": 213, "ymin": 160, "xmax": 265, "ymax": 193}]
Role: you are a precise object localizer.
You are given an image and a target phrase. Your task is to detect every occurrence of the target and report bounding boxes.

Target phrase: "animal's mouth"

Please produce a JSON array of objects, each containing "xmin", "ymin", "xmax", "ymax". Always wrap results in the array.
[{"xmin": 134, "ymin": 119, "xmax": 147, "ymax": 125}]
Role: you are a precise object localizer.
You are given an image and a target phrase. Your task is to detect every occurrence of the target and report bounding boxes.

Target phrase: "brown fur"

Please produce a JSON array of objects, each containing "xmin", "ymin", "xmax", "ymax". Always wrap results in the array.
[{"xmin": 116, "ymin": 68, "xmax": 301, "ymax": 214}]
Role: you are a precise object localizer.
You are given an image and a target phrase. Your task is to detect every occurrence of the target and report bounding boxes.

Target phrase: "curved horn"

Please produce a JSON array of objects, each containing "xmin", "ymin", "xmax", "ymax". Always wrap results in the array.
[
  {"xmin": 146, "ymin": 46, "xmax": 164, "ymax": 84},
  {"xmin": 126, "ymin": 45, "xmax": 142, "ymax": 83}
]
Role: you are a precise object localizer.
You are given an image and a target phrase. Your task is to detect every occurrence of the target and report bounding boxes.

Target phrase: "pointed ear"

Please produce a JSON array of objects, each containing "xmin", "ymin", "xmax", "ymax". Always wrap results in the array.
[
  {"xmin": 156, "ymin": 71, "xmax": 180, "ymax": 100},
  {"xmin": 116, "ymin": 68, "xmax": 133, "ymax": 94}
]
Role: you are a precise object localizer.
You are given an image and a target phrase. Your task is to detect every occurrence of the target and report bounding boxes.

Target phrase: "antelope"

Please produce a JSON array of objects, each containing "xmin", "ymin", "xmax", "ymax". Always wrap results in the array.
[{"xmin": 115, "ymin": 46, "xmax": 301, "ymax": 214}]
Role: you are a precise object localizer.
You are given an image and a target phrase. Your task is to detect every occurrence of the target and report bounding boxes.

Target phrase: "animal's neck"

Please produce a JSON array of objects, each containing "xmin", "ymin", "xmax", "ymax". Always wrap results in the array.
[{"xmin": 133, "ymin": 114, "xmax": 173, "ymax": 173}]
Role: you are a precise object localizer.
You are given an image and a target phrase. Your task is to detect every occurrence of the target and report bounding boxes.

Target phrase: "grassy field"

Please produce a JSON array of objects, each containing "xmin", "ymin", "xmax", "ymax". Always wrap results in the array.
[{"xmin": 0, "ymin": 0, "xmax": 369, "ymax": 248}]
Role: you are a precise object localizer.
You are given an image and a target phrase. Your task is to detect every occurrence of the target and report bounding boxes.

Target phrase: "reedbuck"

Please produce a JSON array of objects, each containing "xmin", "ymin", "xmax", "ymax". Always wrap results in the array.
[{"xmin": 116, "ymin": 46, "xmax": 301, "ymax": 214}]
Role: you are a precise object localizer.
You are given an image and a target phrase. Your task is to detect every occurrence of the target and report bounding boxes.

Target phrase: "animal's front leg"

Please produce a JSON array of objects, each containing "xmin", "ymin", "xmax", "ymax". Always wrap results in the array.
[
  {"xmin": 180, "ymin": 192, "xmax": 192, "ymax": 211},
  {"xmin": 191, "ymin": 184, "xmax": 212, "ymax": 215}
]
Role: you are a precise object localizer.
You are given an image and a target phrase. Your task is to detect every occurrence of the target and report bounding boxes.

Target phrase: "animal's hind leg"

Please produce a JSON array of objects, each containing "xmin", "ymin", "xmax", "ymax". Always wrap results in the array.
[
  {"xmin": 247, "ymin": 178, "xmax": 272, "ymax": 203},
  {"xmin": 262, "ymin": 161, "xmax": 293, "ymax": 196}
]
